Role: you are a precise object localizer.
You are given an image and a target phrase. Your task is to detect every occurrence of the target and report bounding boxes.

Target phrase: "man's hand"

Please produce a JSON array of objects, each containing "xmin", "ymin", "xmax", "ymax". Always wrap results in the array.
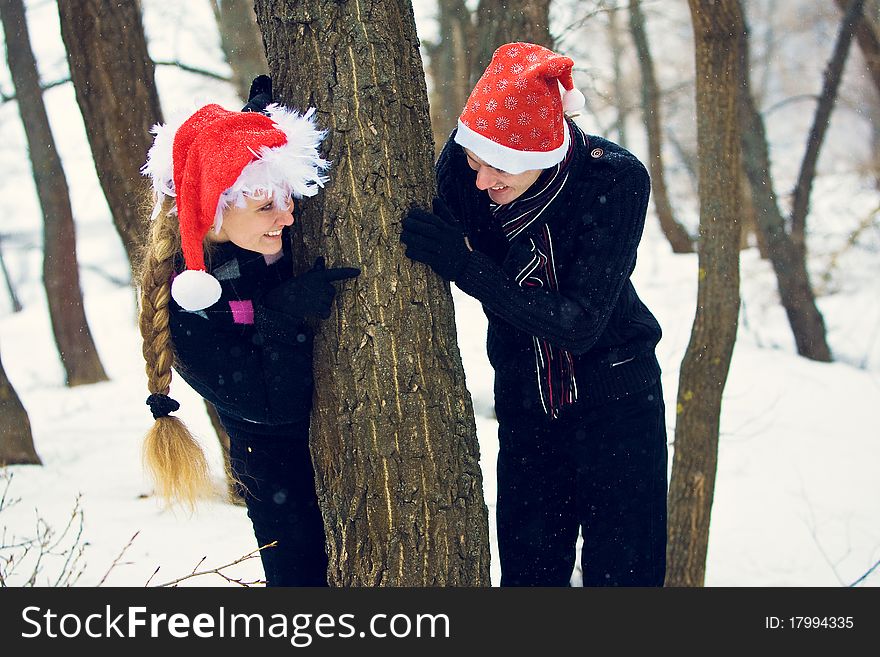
[{"xmin": 400, "ymin": 198, "xmax": 471, "ymax": 281}]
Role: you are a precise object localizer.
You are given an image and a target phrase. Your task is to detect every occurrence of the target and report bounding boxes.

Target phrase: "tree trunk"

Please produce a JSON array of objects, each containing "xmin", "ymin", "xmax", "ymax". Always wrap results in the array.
[
  {"xmin": 425, "ymin": 0, "xmax": 474, "ymax": 158},
  {"xmin": 738, "ymin": 9, "xmax": 833, "ymax": 362},
  {"xmin": 0, "ymin": 340, "xmax": 40, "ymax": 466},
  {"xmin": 628, "ymin": 0, "xmax": 694, "ymax": 254},
  {"xmin": 666, "ymin": 0, "xmax": 745, "ymax": 588},
  {"xmin": 790, "ymin": 0, "xmax": 863, "ymax": 244},
  {"xmin": 210, "ymin": 0, "xmax": 270, "ymax": 101},
  {"xmin": 204, "ymin": 400, "xmax": 243, "ymax": 504},
  {"xmin": 0, "ymin": 234, "xmax": 22, "ymax": 312},
  {"xmin": 254, "ymin": 0, "xmax": 490, "ymax": 586},
  {"xmin": 472, "ymin": 0, "xmax": 552, "ymax": 86},
  {"xmin": 1, "ymin": 0, "xmax": 108, "ymax": 387},
  {"xmin": 607, "ymin": 1, "xmax": 629, "ymax": 149},
  {"xmin": 57, "ymin": 0, "xmax": 164, "ymax": 271},
  {"xmin": 836, "ymin": 0, "xmax": 880, "ymax": 92}
]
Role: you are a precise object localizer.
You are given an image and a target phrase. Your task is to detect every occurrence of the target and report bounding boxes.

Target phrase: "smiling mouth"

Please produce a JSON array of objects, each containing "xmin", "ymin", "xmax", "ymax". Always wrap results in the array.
[
  {"xmin": 264, "ymin": 229, "xmax": 283, "ymax": 237},
  {"xmin": 490, "ymin": 185, "xmax": 508, "ymax": 191}
]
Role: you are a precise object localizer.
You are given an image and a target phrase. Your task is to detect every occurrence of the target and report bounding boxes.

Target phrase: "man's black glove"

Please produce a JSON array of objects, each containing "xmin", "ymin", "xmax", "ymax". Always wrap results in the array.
[
  {"xmin": 400, "ymin": 198, "xmax": 471, "ymax": 281},
  {"xmin": 242, "ymin": 75, "xmax": 273, "ymax": 114},
  {"xmin": 261, "ymin": 257, "xmax": 359, "ymax": 319}
]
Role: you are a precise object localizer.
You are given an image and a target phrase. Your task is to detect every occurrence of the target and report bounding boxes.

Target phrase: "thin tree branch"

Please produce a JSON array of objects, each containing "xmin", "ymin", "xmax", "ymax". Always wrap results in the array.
[
  {"xmin": 149, "ymin": 542, "xmax": 276, "ymax": 587},
  {"xmin": 153, "ymin": 60, "xmax": 230, "ymax": 82}
]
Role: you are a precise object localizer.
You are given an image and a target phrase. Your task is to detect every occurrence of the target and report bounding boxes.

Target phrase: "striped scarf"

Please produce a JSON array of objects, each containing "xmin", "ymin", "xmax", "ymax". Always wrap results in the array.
[{"xmin": 490, "ymin": 122, "xmax": 586, "ymax": 418}]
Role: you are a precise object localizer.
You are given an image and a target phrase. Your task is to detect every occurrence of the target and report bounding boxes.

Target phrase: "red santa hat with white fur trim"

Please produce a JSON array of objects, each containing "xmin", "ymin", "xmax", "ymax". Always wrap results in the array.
[
  {"xmin": 455, "ymin": 42, "xmax": 586, "ymax": 174},
  {"xmin": 142, "ymin": 103, "xmax": 329, "ymax": 311}
]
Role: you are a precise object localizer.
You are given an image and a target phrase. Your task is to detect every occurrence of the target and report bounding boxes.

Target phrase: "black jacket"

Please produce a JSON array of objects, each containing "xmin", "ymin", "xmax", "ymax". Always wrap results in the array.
[
  {"xmin": 437, "ymin": 126, "xmax": 662, "ymax": 418},
  {"xmin": 168, "ymin": 231, "xmax": 314, "ymax": 436}
]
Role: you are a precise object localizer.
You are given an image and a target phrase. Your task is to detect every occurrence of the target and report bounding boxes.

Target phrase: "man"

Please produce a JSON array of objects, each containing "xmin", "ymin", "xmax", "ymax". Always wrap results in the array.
[{"xmin": 401, "ymin": 42, "xmax": 667, "ymax": 586}]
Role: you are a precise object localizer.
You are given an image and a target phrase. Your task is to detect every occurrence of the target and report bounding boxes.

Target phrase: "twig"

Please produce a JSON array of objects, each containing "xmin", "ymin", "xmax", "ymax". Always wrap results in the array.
[
  {"xmin": 150, "ymin": 542, "xmax": 275, "ymax": 588},
  {"xmin": 96, "ymin": 531, "xmax": 139, "ymax": 587},
  {"xmin": 849, "ymin": 556, "xmax": 880, "ymax": 587}
]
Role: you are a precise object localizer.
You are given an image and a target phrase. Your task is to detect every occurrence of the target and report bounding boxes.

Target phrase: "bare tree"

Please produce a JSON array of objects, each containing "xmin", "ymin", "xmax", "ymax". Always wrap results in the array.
[
  {"xmin": 57, "ymin": 0, "xmax": 164, "ymax": 270},
  {"xmin": 737, "ymin": 0, "xmax": 865, "ymax": 363},
  {"xmin": 209, "ymin": 0, "xmax": 269, "ymax": 101},
  {"xmin": 254, "ymin": 0, "xmax": 490, "ymax": 586},
  {"xmin": 666, "ymin": 0, "xmax": 745, "ymax": 588},
  {"xmin": 0, "ymin": 340, "xmax": 40, "ymax": 466},
  {"xmin": 1, "ymin": 0, "xmax": 108, "ymax": 387},
  {"xmin": 628, "ymin": 0, "xmax": 694, "ymax": 254}
]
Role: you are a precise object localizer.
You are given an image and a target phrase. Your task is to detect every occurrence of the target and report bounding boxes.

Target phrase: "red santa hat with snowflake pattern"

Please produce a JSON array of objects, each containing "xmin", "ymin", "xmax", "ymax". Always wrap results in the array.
[
  {"xmin": 455, "ymin": 42, "xmax": 586, "ymax": 174},
  {"xmin": 141, "ymin": 103, "xmax": 329, "ymax": 311}
]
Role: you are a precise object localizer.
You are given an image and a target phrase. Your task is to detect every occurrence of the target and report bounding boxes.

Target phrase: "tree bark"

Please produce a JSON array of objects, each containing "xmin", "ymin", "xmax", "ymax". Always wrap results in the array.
[
  {"xmin": 254, "ymin": 0, "xmax": 490, "ymax": 586},
  {"xmin": 425, "ymin": 0, "xmax": 474, "ymax": 158},
  {"xmin": 57, "ymin": 0, "xmax": 164, "ymax": 271},
  {"xmin": 1, "ymin": 0, "xmax": 108, "ymax": 387},
  {"xmin": 210, "ymin": 0, "xmax": 270, "ymax": 101},
  {"xmin": 628, "ymin": 0, "xmax": 694, "ymax": 254},
  {"xmin": 472, "ymin": 0, "xmax": 552, "ymax": 86},
  {"xmin": 666, "ymin": 0, "xmax": 745, "ymax": 588},
  {"xmin": 0, "ymin": 339, "xmax": 40, "ymax": 466},
  {"xmin": 737, "ymin": 7, "xmax": 833, "ymax": 362}
]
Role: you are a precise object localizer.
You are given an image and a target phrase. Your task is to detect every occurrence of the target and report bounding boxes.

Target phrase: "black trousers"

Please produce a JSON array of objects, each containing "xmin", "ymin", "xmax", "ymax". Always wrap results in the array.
[
  {"xmin": 496, "ymin": 380, "xmax": 668, "ymax": 586},
  {"xmin": 228, "ymin": 421, "xmax": 329, "ymax": 587}
]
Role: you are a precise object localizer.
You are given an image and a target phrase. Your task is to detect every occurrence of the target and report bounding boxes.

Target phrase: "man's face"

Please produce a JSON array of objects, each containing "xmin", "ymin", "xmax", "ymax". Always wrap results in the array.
[{"xmin": 463, "ymin": 149, "xmax": 543, "ymax": 204}]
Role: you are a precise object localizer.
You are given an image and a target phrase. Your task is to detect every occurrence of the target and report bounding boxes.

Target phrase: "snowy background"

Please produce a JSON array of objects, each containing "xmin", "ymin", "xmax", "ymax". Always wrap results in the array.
[{"xmin": 1, "ymin": 1, "xmax": 878, "ymax": 587}]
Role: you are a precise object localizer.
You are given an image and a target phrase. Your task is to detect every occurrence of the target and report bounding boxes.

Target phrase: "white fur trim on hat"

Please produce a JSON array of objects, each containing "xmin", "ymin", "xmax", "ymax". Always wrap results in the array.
[
  {"xmin": 171, "ymin": 269, "xmax": 222, "ymax": 311},
  {"xmin": 211, "ymin": 104, "xmax": 330, "ymax": 232},
  {"xmin": 455, "ymin": 119, "xmax": 571, "ymax": 174}
]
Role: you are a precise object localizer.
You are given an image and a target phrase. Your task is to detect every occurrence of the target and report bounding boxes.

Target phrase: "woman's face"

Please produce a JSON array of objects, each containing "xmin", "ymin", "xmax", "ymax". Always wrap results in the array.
[
  {"xmin": 210, "ymin": 193, "xmax": 294, "ymax": 255},
  {"xmin": 463, "ymin": 148, "xmax": 543, "ymax": 204}
]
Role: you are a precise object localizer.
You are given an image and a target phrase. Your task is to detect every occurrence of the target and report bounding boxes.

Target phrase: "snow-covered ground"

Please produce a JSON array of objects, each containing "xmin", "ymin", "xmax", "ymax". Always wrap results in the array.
[{"xmin": 1, "ymin": 0, "xmax": 878, "ymax": 588}]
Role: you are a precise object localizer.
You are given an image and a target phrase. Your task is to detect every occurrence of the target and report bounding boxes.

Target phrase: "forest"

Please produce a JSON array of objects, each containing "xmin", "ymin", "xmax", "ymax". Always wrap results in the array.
[{"xmin": 0, "ymin": 0, "xmax": 877, "ymax": 589}]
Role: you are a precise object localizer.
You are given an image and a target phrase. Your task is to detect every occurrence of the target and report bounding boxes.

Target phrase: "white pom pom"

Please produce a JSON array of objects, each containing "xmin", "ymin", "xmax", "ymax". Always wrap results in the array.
[
  {"xmin": 563, "ymin": 88, "xmax": 586, "ymax": 112},
  {"xmin": 171, "ymin": 270, "xmax": 222, "ymax": 311}
]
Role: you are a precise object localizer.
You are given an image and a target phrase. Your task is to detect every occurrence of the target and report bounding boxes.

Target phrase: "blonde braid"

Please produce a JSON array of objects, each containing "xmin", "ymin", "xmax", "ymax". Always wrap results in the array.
[{"xmin": 136, "ymin": 198, "xmax": 214, "ymax": 508}]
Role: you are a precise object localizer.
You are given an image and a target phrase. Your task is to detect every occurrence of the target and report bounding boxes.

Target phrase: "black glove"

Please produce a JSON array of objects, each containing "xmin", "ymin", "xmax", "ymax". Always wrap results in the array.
[
  {"xmin": 261, "ymin": 256, "xmax": 359, "ymax": 319},
  {"xmin": 400, "ymin": 198, "xmax": 471, "ymax": 281},
  {"xmin": 242, "ymin": 75, "xmax": 273, "ymax": 114}
]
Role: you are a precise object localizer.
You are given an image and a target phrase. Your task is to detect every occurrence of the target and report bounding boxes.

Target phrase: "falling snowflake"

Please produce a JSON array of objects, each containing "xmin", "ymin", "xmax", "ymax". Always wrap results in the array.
[
  {"xmin": 495, "ymin": 116, "xmax": 510, "ymax": 130},
  {"xmin": 504, "ymin": 95, "xmax": 518, "ymax": 110}
]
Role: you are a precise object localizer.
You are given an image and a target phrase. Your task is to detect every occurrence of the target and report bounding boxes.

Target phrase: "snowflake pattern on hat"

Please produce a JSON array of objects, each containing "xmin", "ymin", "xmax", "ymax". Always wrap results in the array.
[{"xmin": 456, "ymin": 42, "xmax": 586, "ymax": 174}]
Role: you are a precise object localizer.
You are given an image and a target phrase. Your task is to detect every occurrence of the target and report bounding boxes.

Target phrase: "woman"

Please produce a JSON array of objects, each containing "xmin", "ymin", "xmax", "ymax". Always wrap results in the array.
[{"xmin": 137, "ymin": 99, "xmax": 358, "ymax": 586}]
